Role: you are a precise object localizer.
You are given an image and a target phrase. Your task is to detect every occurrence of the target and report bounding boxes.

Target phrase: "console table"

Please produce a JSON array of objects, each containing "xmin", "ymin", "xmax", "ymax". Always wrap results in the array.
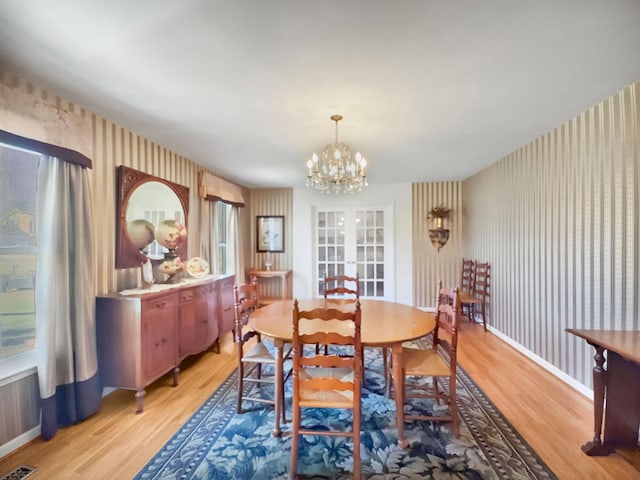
[
  {"xmin": 246, "ymin": 268, "xmax": 292, "ymax": 303},
  {"xmin": 566, "ymin": 329, "xmax": 640, "ymax": 456}
]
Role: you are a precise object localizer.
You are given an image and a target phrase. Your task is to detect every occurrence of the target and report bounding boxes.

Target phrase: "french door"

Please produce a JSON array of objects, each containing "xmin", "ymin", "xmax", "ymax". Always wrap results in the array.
[{"xmin": 314, "ymin": 205, "xmax": 394, "ymax": 300}]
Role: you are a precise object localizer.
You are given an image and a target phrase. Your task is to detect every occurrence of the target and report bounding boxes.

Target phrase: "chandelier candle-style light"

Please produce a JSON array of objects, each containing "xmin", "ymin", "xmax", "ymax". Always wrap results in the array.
[{"xmin": 305, "ymin": 114, "xmax": 368, "ymax": 194}]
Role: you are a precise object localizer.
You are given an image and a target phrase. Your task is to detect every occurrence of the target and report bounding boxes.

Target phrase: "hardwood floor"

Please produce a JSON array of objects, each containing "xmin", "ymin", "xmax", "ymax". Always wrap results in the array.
[{"xmin": 0, "ymin": 326, "xmax": 638, "ymax": 479}]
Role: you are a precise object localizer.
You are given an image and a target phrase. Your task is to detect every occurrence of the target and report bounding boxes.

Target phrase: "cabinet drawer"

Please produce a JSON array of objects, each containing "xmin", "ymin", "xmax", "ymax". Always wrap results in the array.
[
  {"xmin": 142, "ymin": 292, "xmax": 178, "ymax": 312},
  {"xmin": 179, "ymin": 287, "xmax": 197, "ymax": 303}
]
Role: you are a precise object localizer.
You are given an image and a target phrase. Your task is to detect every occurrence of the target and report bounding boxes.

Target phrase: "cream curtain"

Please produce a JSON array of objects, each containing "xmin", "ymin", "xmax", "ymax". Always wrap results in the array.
[
  {"xmin": 199, "ymin": 198, "xmax": 217, "ymax": 272},
  {"xmin": 35, "ymin": 155, "xmax": 100, "ymax": 440}
]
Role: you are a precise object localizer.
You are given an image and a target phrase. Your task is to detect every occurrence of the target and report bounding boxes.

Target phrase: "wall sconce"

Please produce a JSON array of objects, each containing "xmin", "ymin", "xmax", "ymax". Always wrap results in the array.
[{"xmin": 427, "ymin": 205, "xmax": 451, "ymax": 252}]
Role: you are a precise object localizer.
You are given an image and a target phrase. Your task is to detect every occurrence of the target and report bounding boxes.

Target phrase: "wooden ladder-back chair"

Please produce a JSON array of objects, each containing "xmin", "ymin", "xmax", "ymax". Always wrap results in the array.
[
  {"xmin": 234, "ymin": 278, "xmax": 292, "ymax": 426},
  {"xmin": 290, "ymin": 299, "xmax": 363, "ymax": 479},
  {"xmin": 318, "ymin": 273, "xmax": 360, "ymax": 354},
  {"xmin": 323, "ymin": 273, "xmax": 360, "ymax": 298},
  {"xmin": 387, "ymin": 282, "xmax": 461, "ymax": 438},
  {"xmin": 473, "ymin": 262, "xmax": 490, "ymax": 331},
  {"xmin": 323, "ymin": 273, "xmax": 387, "ymax": 382},
  {"xmin": 460, "ymin": 258, "xmax": 475, "ymax": 319}
]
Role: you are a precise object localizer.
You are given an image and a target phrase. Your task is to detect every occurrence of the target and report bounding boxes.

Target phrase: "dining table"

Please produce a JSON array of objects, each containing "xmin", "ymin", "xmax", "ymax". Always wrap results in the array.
[{"xmin": 249, "ymin": 298, "xmax": 436, "ymax": 445}]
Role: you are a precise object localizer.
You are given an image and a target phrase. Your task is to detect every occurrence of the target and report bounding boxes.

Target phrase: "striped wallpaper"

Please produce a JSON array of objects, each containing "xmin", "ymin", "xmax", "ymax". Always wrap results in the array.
[
  {"xmin": 462, "ymin": 81, "xmax": 639, "ymax": 388},
  {"xmin": 412, "ymin": 182, "xmax": 464, "ymax": 308},
  {"xmin": 247, "ymin": 188, "xmax": 294, "ymax": 299}
]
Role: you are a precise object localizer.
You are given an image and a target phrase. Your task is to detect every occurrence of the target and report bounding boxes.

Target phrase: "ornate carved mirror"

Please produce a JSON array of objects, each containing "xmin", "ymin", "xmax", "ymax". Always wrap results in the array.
[{"xmin": 116, "ymin": 166, "xmax": 189, "ymax": 269}]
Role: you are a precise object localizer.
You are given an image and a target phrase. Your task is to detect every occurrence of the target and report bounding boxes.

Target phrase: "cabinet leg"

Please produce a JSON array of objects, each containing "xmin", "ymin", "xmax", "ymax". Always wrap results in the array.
[
  {"xmin": 135, "ymin": 389, "xmax": 145, "ymax": 414},
  {"xmin": 173, "ymin": 366, "xmax": 180, "ymax": 386}
]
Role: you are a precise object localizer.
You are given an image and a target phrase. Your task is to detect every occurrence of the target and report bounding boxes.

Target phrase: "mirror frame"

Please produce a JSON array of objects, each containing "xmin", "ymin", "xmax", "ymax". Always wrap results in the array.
[{"xmin": 116, "ymin": 165, "xmax": 190, "ymax": 269}]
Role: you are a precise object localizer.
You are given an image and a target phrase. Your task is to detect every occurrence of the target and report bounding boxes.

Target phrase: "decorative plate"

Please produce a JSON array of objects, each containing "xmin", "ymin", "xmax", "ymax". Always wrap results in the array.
[{"xmin": 186, "ymin": 257, "xmax": 210, "ymax": 278}]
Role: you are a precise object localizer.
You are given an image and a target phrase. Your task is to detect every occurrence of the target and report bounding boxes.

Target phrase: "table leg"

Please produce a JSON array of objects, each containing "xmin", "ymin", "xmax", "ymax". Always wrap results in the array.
[
  {"xmin": 392, "ymin": 343, "xmax": 408, "ymax": 448},
  {"xmin": 273, "ymin": 338, "xmax": 284, "ymax": 437},
  {"xmin": 582, "ymin": 344, "xmax": 613, "ymax": 455}
]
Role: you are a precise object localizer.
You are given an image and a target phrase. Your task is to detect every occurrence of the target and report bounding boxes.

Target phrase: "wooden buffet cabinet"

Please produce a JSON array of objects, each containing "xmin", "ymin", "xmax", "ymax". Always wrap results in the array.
[{"xmin": 96, "ymin": 274, "xmax": 236, "ymax": 413}]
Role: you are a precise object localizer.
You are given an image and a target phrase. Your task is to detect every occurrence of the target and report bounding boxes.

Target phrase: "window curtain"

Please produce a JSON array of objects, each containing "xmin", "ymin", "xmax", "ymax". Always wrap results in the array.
[
  {"xmin": 35, "ymin": 155, "xmax": 101, "ymax": 440},
  {"xmin": 230, "ymin": 206, "xmax": 244, "ymax": 276},
  {"xmin": 199, "ymin": 198, "xmax": 217, "ymax": 272}
]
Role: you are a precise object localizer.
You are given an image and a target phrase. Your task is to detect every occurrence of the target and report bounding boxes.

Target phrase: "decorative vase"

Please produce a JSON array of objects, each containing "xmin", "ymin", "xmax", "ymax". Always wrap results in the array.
[
  {"xmin": 155, "ymin": 220, "xmax": 187, "ymax": 250},
  {"xmin": 127, "ymin": 219, "xmax": 155, "ymax": 250}
]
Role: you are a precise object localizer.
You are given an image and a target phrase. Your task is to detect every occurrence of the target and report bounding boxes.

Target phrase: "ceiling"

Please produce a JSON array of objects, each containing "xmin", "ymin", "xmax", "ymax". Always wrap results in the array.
[{"xmin": 1, "ymin": 1, "xmax": 639, "ymax": 189}]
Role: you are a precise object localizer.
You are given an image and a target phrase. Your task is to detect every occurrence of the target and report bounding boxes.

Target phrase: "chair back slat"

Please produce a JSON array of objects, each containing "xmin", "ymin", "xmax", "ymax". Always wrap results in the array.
[
  {"xmin": 434, "ymin": 282, "xmax": 461, "ymax": 356},
  {"xmin": 234, "ymin": 277, "xmax": 260, "ymax": 346},
  {"xmin": 474, "ymin": 262, "xmax": 490, "ymax": 301},
  {"xmin": 301, "ymin": 376, "xmax": 354, "ymax": 392},
  {"xmin": 299, "ymin": 354, "xmax": 354, "ymax": 369},
  {"xmin": 323, "ymin": 273, "xmax": 360, "ymax": 298},
  {"xmin": 461, "ymin": 258, "xmax": 475, "ymax": 294}
]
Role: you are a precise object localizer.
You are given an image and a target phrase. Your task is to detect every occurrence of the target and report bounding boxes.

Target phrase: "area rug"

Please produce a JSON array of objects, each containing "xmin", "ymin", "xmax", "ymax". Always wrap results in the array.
[{"xmin": 134, "ymin": 340, "xmax": 557, "ymax": 479}]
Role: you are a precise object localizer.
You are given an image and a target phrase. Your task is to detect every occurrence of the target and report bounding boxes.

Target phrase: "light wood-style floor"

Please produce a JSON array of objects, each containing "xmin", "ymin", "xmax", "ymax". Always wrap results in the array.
[{"xmin": 0, "ymin": 324, "xmax": 638, "ymax": 479}]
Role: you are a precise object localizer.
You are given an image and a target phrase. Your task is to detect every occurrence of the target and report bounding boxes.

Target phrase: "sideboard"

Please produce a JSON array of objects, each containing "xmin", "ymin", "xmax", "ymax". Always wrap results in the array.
[{"xmin": 96, "ymin": 274, "xmax": 236, "ymax": 413}]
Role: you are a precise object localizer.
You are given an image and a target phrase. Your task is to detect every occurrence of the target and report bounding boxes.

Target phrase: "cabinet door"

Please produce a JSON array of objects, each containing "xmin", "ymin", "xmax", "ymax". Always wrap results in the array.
[
  {"xmin": 178, "ymin": 287, "xmax": 199, "ymax": 359},
  {"xmin": 204, "ymin": 282, "xmax": 220, "ymax": 345},
  {"xmin": 218, "ymin": 276, "xmax": 236, "ymax": 335},
  {"xmin": 142, "ymin": 293, "xmax": 178, "ymax": 382}
]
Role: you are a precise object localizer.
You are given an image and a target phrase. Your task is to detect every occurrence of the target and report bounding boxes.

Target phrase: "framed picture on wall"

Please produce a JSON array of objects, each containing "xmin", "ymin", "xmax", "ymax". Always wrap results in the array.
[{"xmin": 256, "ymin": 215, "xmax": 284, "ymax": 252}]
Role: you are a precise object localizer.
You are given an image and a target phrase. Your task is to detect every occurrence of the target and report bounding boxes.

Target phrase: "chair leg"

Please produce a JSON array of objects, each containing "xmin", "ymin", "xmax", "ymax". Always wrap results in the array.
[
  {"xmin": 450, "ymin": 375, "xmax": 460, "ymax": 438},
  {"xmin": 385, "ymin": 351, "xmax": 393, "ymax": 398},
  {"xmin": 433, "ymin": 377, "xmax": 441, "ymax": 405},
  {"xmin": 290, "ymin": 403, "xmax": 300, "ymax": 478},
  {"xmin": 381, "ymin": 347, "xmax": 388, "ymax": 384},
  {"xmin": 352, "ymin": 407, "xmax": 361, "ymax": 479},
  {"xmin": 480, "ymin": 303, "xmax": 487, "ymax": 331},
  {"xmin": 236, "ymin": 363, "xmax": 244, "ymax": 414},
  {"xmin": 280, "ymin": 372, "xmax": 288, "ymax": 424}
]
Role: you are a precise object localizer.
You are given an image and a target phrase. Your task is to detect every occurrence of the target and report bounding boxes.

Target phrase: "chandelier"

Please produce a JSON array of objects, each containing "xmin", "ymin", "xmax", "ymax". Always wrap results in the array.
[{"xmin": 305, "ymin": 114, "xmax": 368, "ymax": 194}]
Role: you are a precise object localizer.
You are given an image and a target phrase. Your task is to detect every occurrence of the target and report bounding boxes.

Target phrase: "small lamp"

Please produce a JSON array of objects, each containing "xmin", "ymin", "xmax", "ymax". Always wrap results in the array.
[{"xmin": 427, "ymin": 205, "xmax": 451, "ymax": 252}]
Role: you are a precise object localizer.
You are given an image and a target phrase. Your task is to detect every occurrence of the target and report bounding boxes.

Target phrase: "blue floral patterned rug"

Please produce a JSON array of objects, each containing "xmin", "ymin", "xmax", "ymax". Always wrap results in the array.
[{"xmin": 134, "ymin": 340, "xmax": 557, "ymax": 479}]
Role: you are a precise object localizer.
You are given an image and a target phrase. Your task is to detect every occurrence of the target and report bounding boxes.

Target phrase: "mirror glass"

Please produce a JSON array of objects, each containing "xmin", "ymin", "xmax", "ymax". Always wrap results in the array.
[{"xmin": 116, "ymin": 166, "xmax": 189, "ymax": 269}]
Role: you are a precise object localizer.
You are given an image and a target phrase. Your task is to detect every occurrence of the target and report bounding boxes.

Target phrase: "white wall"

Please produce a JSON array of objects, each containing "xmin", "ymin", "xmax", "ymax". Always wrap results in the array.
[{"xmin": 292, "ymin": 183, "xmax": 413, "ymax": 305}]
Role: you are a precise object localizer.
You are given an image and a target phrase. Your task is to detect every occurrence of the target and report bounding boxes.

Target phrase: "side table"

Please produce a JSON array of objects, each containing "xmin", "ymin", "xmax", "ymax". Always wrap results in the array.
[{"xmin": 246, "ymin": 268, "xmax": 292, "ymax": 303}]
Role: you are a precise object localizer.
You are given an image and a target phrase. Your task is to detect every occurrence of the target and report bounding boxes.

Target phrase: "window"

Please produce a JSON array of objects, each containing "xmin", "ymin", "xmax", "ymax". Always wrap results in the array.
[
  {"xmin": 0, "ymin": 143, "xmax": 40, "ymax": 362},
  {"xmin": 215, "ymin": 201, "xmax": 232, "ymax": 274}
]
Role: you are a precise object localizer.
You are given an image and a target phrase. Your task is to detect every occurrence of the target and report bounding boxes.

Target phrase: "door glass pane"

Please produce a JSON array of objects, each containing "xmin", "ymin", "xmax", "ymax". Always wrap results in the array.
[{"xmin": 366, "ymin": 211, "xmax": 374, "ymax": 226}]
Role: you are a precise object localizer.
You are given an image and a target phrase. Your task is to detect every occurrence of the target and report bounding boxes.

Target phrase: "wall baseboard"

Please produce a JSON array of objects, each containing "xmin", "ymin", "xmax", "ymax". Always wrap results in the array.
[
  {"xmin": 418, "ymin": 306, "xmax": 593, "ymax": 400},
  {"xmin": 488, "ymin": 325, "xmax": 593, "ymax": 399},
  {"xmin": 0, "ymin": 426, "xmax": 40, "ymax": 460}
]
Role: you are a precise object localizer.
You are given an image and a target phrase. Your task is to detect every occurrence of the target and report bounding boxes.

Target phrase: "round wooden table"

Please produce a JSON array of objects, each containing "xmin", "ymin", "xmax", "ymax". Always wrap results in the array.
[{"xmin": 249, "ymin": 298, "xmax": 436, "ymax": 444}]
